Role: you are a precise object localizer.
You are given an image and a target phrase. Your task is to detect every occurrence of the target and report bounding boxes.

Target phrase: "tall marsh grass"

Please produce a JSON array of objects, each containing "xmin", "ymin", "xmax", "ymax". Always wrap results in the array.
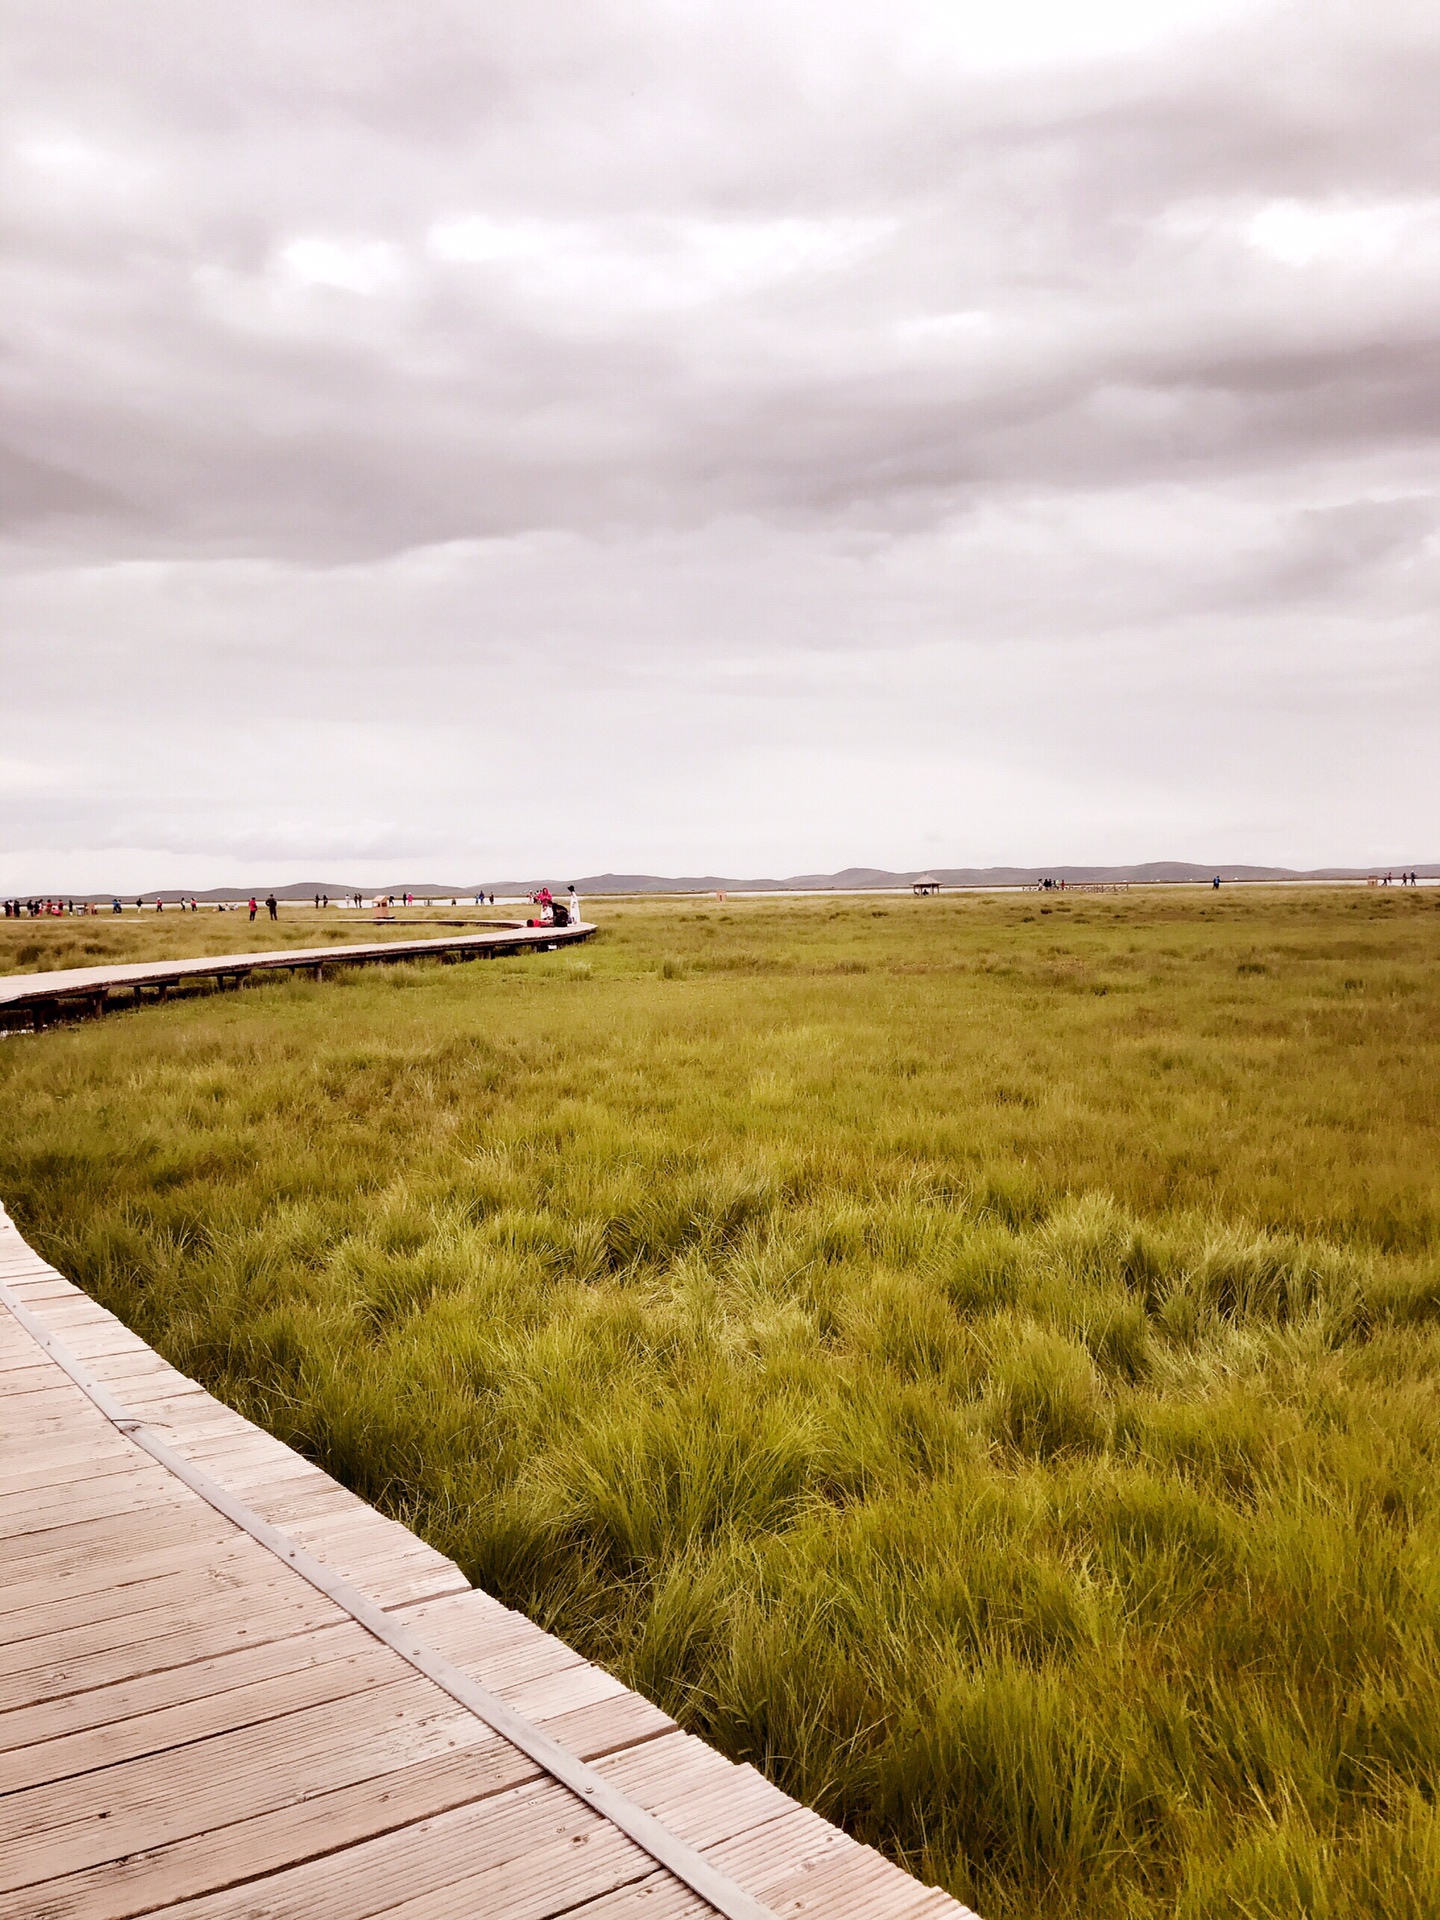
[{"xmin": 2, "ymin": 887, "xmax": 1438, "ymax": 1916}]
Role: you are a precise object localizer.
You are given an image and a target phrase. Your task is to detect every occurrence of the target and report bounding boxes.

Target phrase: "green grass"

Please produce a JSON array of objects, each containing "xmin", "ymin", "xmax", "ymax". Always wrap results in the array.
[{"xmin": 2, "ymin": 887, "xmax": 1438, "ymax": 1918}]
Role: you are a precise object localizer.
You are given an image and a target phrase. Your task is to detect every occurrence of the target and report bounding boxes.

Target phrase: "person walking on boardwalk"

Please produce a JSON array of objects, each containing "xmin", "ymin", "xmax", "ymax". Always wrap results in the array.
[{"xmin": 265, "ymin": 893, "xmax": 278, "ymax": 922}]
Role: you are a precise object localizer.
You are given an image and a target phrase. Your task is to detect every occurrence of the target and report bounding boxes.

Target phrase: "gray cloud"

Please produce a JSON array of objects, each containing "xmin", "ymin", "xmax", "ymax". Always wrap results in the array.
[{"xmin": 0, "ymin": 0, "xmax": 1436, "ymax": 885}]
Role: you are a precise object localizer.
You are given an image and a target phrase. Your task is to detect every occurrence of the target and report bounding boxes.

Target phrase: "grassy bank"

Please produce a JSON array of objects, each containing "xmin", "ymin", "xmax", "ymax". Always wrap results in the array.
[{"xmin": 2, "ymin": 887, "xmax": 1438, "ymax": 1917}]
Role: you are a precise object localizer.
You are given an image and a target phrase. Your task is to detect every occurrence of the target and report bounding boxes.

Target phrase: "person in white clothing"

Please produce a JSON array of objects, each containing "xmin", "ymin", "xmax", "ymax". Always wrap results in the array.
[{"xmin": 568, "ymin": 885, "xmax": 581, "ymax": 924}]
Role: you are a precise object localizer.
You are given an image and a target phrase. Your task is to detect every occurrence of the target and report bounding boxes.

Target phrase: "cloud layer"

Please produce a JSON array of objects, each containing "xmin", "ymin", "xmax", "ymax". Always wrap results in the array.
[{"xmin": 2, "ymin": 0, "xmax": 1436, "ymax": 887}]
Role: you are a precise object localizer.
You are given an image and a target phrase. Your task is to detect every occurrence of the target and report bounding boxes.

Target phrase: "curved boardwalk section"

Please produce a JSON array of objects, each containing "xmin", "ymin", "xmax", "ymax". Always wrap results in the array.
[
  {"xmin": 0, "ymin": 923, "xmax": 594, "ymax": 1031},
  {"xmin": 0, "ymin": 1205, "xmax": 977, "ymax": 1920}
]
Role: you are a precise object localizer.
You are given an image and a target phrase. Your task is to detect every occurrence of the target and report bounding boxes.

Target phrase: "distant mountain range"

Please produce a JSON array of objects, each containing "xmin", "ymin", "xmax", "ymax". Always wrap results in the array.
[
  {"xmin": 48, "ymin": 860, "xmax": 1437, "ymax": 903},
  {"xmin": 550, "ymin": 862, "xmax": 1437, "ymax": 892}
]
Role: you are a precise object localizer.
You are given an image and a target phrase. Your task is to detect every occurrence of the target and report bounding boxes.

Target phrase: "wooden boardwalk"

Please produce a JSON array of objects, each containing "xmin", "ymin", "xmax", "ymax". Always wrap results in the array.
[
  {"xmin": 0, "ymin": 1205, "xmax": 978, "ymax": 1920},
  {"xmin": 0, "ymin": 923, "xmax": 594, "ymax": 1031}
]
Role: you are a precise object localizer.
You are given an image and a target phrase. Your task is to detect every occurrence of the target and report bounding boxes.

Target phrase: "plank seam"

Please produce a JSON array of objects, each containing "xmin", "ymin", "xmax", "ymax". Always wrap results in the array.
[{"xmin": 0, "ymin": 1234, "xmax": 776, "ymax": 1920}]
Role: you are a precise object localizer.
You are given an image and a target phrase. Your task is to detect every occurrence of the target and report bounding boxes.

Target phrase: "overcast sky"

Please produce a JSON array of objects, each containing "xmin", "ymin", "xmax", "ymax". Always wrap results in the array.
[{"xmin": 2, "ymin": 0, "xmax": 1436, "ymax": 889}]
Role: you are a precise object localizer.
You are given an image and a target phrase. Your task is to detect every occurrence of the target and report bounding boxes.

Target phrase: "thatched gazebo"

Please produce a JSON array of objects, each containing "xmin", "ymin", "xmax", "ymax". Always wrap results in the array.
[{"xmin": 912, "ymin": 874, "xmax": 941, "ymax": 896}]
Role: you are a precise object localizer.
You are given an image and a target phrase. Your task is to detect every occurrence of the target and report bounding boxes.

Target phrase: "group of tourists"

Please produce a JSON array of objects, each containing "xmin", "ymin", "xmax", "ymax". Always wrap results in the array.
[
  {"xmin": 380, "ymin": 891, "xmax": 500, "ymax": 906},
  {"xmin": 528, "ymin": 885, "xmax": 581, "ymax": 928},
  {"xmin": 5, "ymin": 885, "xmax": 588, "ymax": 926},
  {"xmin": 3, "ymin": 898, "xmax": 105, "ymax": 917},
  {"xmin": 4, "ymin": 894, "xmax": 231, "ymax": 916},
  {"xmin": 1376, "ymin": 871, "xmax": 1423, "ymax": 886}
]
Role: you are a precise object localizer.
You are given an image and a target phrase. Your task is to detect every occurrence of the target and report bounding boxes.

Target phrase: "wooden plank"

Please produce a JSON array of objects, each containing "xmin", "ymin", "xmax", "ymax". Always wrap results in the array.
[
  {"xmin": 0, "ymin": 1403, "xmax": 101, "ymax": 1439},
  {"xmin": 700, "ymin": 1805, "xmax": 851, "ymax": 1890},
  {"xmin": 364, "ymin": 1822, "xmax": 650, "ymax": 1920},
  {"xmin": 0, "ymin": 1362, "xmax": 52, "ymax": 1390},
  {"xmin": 13, "ymin": 1324, "xmax": 146, "ymax": 1358},
  {"xmin": 0, "ymin": 1620, "xmax": 365, "ymax": 1757},
  {"xmin": 0, "ymin": 1633, "xmax": 400, "ymax": 1795},
  {"xmin": 188, "ymin": 1441, "xmax": 359, "ymax": 1490},
  {"xmin": 18, "ymin": 1297, "xmax": 143, "ymax": 1328},
  {"xmin": 175, "ymin": 1431, "xmax": 325, "ymax": 1471},
  {"xmin": 0, "ymin": 1679, "xmax": 501, "ymax": 1893},
  {"xmin": 558, "ymin": 1877, "xmax": 710, "ymax": 1920},
  {"xmin": 532, "ymin": 1689, "xmax": 675, "ymax": 1761},
  {"xmin": 281, "ymin": 1500, "xmax": 466, "ymax": 1561},
  {"xmin": 503, "ymin": 1659, "xmax": 633, "ymax": 1721},
  {"xmin": 0, "ymin": 1455, "xmax": 181, "ymax": 1513},
  {"xmin": 0, "ymin": 1286, "xmax": 99, "ymax": 1312},
  {"xmin": 0, "ymin": 1373, "xmax": 70, "ymax": 1405},
  {"xmin": 0, "ymin": 1470, "xmax": 187, "ymax": 1544},
  {"xmin": 1, "ymin": 1377, "xmax": 97, "ymax": 1419},
  {"xmin": 120, "ymin": 1403, "xmax": 275, "ymax": 1446},
  {"xmin": 0, "ymin": 1268, "xmax": 83, "ymax": 1293},
  {"xmin": 353, "ymin": 1557, "xmax": 472, "ymax": 1608},
  {"xmin": 215, "ymin": 1476, "xmax": 368, "ymax": 1528},
  {"xmin": 707, "ymin": 1811, "xmax": 917, "ymax": 1920},
  {"xmin": 278, "ymin": 1508, "xmax": 469, "ymax": 1594},
  {"xmin": 403, "ymin": 1591, "xmax": 607, "ymax": 1682},
  {"xmin": 0, "ymin": 1449, "xmax": 168, "ymax": 1511},
  {"xmin": 0, "ymin": 1441, "xmax": 141, "ymax": 1498},
  {"xmin": 593, "ymin": 1735, "xmax": 796, "ymax": 1852},
  {"xmin": 0, "ymin": 1531, "xmax": 266, "ymax": 1626},
  {"xmin": 1, "ymin": 1395, "xmax": 112, "ymax": 1435},
  {"xmin": 0, "ymin": 1552, "xmax": 310, "ymax": 1652},
  {"xmin": 0, "ymin": 1580, "xmax": 343, "ymax": 1715},
  {"xmin": 20, "ymin": 1320, "xmax": 151, "ymax": 1355},
  {"xmin": 0, "ymin": 1343, "xmax": 52, "ymax": 1373},
  {"xmin": 0, "ymin": 1318, "xmax": 55, "ymax": 1349},
  {"xmin": 1, "ymin": 1749, "xmax": 550, "ymax": 1920},
  {"xmin": 0, "ymin": 1280, "xmax": 83, "ymax": 1303},
  {"xmin": 0, "ymin": 1503, "xmax": 233, "ymax": 1591},
  {"xmin": 712, "ymin": 1808, "xmax": 975, "ymax": 1920},
  {"xmin": 75, "ymin": 1359, "xmax": 209, "ymax": 1397},
  {"xmin": 146, "ymin": 1780, "xmax": 634, "ymax": 1920}
]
